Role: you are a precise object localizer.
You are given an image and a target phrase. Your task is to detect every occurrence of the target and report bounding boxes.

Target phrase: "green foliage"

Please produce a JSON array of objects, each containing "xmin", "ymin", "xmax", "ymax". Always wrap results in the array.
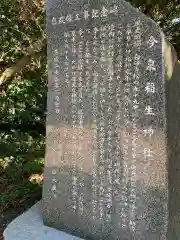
[
  {"xmin": 0, "ymin": 0, "xmax": 46, "ymax": 210},
  {"xmin": 0, "ymin": 0, "xmax": 44, "ymax": 62},
  {"xmin": 0, "ymin": 180, "xmax": 42, "ymax": 210},
  {"xmin": 0, "ymin": 55, "xmax": 47, "ymax": 127},
  {"xmin": 0, "ymin": 127, "xmax": 44, "ymax": 211},
  {"xmin": 0, "ymin": 0, "xmax": 179, "ymax": 214},
  {"xmin": 128, "ymin": 0, "xmax": 180, "ymax": 58}
]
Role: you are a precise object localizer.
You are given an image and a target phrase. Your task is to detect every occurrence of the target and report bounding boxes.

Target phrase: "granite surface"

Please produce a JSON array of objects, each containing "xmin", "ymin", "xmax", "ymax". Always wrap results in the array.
[
  {"xmin": 3, "ymin": 201, "xmax": 83, "ymax": 240},
  {"xmin": 43, "ymin": 0, "xmax": 168, "ymax": 239}
]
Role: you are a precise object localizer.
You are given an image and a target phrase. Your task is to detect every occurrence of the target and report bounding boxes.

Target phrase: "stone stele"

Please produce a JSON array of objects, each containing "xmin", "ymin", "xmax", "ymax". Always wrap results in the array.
[{"xmin": 42, "ymin": 0, "xmax": 170, "ymax": 239}]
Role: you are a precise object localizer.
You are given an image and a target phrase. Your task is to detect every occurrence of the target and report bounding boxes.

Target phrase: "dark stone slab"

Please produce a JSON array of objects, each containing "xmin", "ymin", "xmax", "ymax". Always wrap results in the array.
[
  {"xmin": 166, "ymin": 53, "xmax": 180, "ymax": 239},
  {"xmin": 42, "ymin": 0, "xmax": 168, "ymax": 239}
]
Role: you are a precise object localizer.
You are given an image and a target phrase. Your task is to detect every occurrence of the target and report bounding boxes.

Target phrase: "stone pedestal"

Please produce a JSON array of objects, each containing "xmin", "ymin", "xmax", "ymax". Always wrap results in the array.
[{"xmin": 3, "ymin": 201, "xmax": 83, "ymax": 240}]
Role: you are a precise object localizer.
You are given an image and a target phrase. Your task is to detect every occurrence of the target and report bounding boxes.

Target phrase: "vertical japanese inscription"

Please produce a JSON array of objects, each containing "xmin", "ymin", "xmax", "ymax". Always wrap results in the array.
[
  {"xmin": 44, "ymin": 1, "xmax": 168, "ymax": 239},
  {"xmin": 129, "ymin": 19, "xmax": 142, "ymax": 232},
  {"xmin": 77, "ymin": 29, "xmax": 85, "ymax": 215},
  {"xmin": 92, "ymin": 26, "xmax": 99, "ymax": 220},
  {"xmin": 121, "ymin": 23, "xmax": 132, "ymax": 230},
  {"xmin": 105, "ymin": 24, "xmax": 115, "ymax": 222},
  {"xmin": 64, "ymin": 32, "xmax": 70, "ymax": 85},
  {"xmin": 50, "ymin": 48, "xmax": 61, "ymax": 198},
  {"xmin": 99, "ymin": 25, "xmax": 106, "ymax": 220},
  {"xmin": 71, "ymin": 30, "xmax": 78, "ymax": 212}
]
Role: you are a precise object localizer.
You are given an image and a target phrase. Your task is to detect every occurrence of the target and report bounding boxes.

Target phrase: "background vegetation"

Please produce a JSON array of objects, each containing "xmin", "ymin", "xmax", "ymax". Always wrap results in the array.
[{"xmin": 0, "ymin": 0, "xmax": 179, "ymax": 235}]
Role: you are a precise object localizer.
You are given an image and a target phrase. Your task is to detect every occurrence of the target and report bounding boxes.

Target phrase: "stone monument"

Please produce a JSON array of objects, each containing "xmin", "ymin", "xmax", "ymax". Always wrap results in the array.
[{"xmin": 43, "ymin": 0, "xmax": 168, "ymax": 239}]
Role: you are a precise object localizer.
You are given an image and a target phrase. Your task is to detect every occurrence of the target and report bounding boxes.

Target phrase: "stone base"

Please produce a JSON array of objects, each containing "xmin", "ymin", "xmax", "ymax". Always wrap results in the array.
[{"xmin": 3, "ymin": 201, "xmax": 83, "ymax": 240}]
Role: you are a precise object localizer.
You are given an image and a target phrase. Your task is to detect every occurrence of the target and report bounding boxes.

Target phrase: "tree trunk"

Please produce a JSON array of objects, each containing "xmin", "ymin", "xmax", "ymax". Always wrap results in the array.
[{"xmin": 0, "ymin": 38, "xmax": 46, "ymax": 90}]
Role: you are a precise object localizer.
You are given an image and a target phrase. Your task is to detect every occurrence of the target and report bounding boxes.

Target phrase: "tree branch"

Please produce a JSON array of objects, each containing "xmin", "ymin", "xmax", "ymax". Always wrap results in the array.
[{"xmin": 0, "ymin": 38, "xmax": 46, "ymax": 90}]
